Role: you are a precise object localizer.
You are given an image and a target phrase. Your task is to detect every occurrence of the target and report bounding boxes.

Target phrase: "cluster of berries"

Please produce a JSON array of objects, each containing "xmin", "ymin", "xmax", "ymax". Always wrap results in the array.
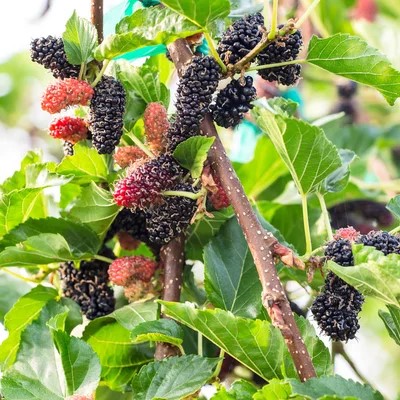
[
  {"xmin": 59, "ymin": 248, "xmax": 115, "ymax": 320},
  {"xmin": 108, "ymin": 256, "xmax": 160, "ymax": 302},
  {"xmin": 333, "ymin": 80, "xmax": 359, "ymax": 124},
  {"xmin": 31, "ymin": 35, "xmax": 126, "ymax": 155},
  {"xmin": 311, "ymin": 228, "xmax": 400, "ymax": 341}
]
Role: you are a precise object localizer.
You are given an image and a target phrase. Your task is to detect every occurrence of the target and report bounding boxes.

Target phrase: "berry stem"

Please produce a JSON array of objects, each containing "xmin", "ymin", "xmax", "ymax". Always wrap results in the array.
[
  {"xmin": 79, "ymin": 63, "xmax": 86, "ymax": 81},
  {"xmin": 316, "ymin": 192, "xmax": 333, "ymax": 241},
  {"xmin": 267, "ymin": 0, "xmax": 279, "ymax": 40},
  {"xmin": 301, "ymin": 194, "xmax": 313, "ymax": 254},
  {"xmin": 91, "ymin": 59, "xmax": 110, "ymax": 88},
  {"xmin": 125, "ymin": 129, "xmax": 155, "ymax": 158},
  {"xmin": 296, "ymin": 0, "xmax": 321, "ymax": 28},
  {"xmin": 168, "ymin": 38, "xmax": 316, "ymax": 381},
  {"xmin": 2, "ymin": 268, "xmax": 39, "ymax": 283},
  {"xmin": 204, "ymin": 31, "xmax": 227, "ymax": 73},
  {"xmin": 162, "ymin": 190, "xmax": 202, "ymax": 200},
  {"xmin": 248, "ymin": 58, "xmax": 307, "ymax": 71},
  {"xmin": 93, "ymin": 254, "xmax": 114, "ymax": 264},
  {"xmin": 198, "ymin": 332, "xmax": 203, "ymax": 357},
  {"xmin": 212, "ymin": 349, "xmax": 225, "ymax": 378},
  {"xmin": 390, "ymin": 225, "xmax": 400, "ymax": 235}
]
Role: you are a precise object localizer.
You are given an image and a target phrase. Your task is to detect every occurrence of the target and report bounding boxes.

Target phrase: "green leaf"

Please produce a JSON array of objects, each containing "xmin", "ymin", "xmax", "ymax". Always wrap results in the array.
[
  {"xmin": 0, "ymin": 286, "xmax": 58, "ymax": 369},
  {"xmin": 0, "ymin": 271, "xmax": 31, "ymax": 322},
  {"xmin": 282, "ymin": 317, "xmax": 332, "ymax": 378},
  {"xmin": 53, "ymin": 330, "xmax": 101, "ymax": 396},
  {"xmin": 253, "ymin": 108, "xmax": 341, "ymax": 195},
  {"xmin": 0, "ymin": 188, "xmax": 46, "ymax": 238},
  {"xmin": 173, "ymin": 136, "xmax": 215, "ymax": 179},
  {"xmin": 387, "ymin": 195, "xmax": 400, "ymax": 220},
  {"xmin": 253, "ymin": 379, "xmax": 292, "ymax": 400},
  {"xmin": 131, "ymin": 355, "xmax": 219, "ymax": 400},
  {"xmin": 328, "ymin": 244, "xmax": 400, "ymax": 307},
  {"xmin": 186, "ymin": 208, "xmax": 234, "ymax": 260},
  {"xmin": 319, "ymin": 149, "xmax": 356, "ymax": 194},
  {"xmin": 2, "ymin": 303, "xmax": 101, "ymax": 400},
  {"xmin": 212, "ymin": 379, "xmax": 257, "ymax": 399},
  {"xmin": 204, "ymin": 217, "xmax": 263, "ymax": 318},
  {"xmin": 68, "ymin": 183, "xmax": 121, "ymax": 238},
  {"xmin": 235, "ymin": 136, "xmax": 287, "ymax": 197},
  {"xmin": 63, "ymin": 10, "xmax": 98, "ymax": 64},
  {"xmin": 83, "ymin": 303, "xmax": 158, "ymax": 391},
  {"xmin": 378, "ymin": 305, "xmax": 400, "ymax": 346},
  {"xmin": 161, "ymin": 302, "xmax": 285, "ymax": 380},
  {"xmin": 0, "ymin": 217, "xmax": 100, "ymax": 253},
  {"xmin": 0, "ymin": 151, "xmax": 42, "ymax": 194},
  {"xmin": 307, "ymin": 34, "xmax": 400, "ymax": 105},
  {"xmin": 56, "ymin": 143, "xmax": 109, "ymax": 184},
  {"xmin": 25, "ymin": 163, "xmax": 72, "ymax": 189},
  {"xmin": 131, "ymin": 319, "xmax": 184, "ymax": 347},
  {"xmin": 95, "ymin": 6, "xmax": 201, "ymax": 61},
  {"xmin": 0, "ymin": 218, "xmax": 101, "ymax": 267},
  {"xmin": 266, "ymin": 97, "xmax": 299, "ymax": 117},
  {"xmin": 114, "ymin": 60, "xmax": 170, "ymax": 108},
  {"xmin": 161, "ymin": 0, "xmax": 231, "ymax": 29},
  {"xmin": 289, "ymin": 375, "xmax": 384, "ymax": 400}
]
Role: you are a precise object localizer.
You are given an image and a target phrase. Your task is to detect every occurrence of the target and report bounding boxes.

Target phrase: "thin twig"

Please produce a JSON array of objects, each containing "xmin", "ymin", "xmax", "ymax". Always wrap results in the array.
[
  {"xmin": 268, "ymin": 0, "xmax": 279, "ymax": 40},
  {"xmin": 125, "ymin": 130, "xmax": 156, "ymax": 158},
  {"xmin": 296, "ymin": 0, "xmax": 321, "ymax": 27},
  {"xmin": 168, "ymin": 38, "xmax": 316, "ymax": 382},
  {"xmin": 248, "ymin": 58, "xmax": 307, "ymax": 71},
  {"xmin": 155, "ymin": 234, "xmax": 185, "ymax": 360},
  {"xmin": 317, "ymin": 192, "xmax": 333, "ymax": 241}
]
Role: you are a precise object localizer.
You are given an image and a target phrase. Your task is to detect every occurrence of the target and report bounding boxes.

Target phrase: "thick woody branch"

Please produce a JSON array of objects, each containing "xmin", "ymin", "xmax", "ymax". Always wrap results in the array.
[
  {"xmin": 167, "ymin": 38, "xmax": 316, "ymax": 381},
  {"xmin": 91, "ymin": 0, "xmax": 103, "ymax": 43},
  {"xmin": 155, "ymin": 234, "xmax": 185, "ymax": 360}
]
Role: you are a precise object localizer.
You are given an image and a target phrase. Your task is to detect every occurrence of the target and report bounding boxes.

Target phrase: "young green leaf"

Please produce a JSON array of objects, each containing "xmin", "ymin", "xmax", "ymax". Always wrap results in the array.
[
  {"xmin": 0, "ymin": 188, "xmax": 46, "ymax": 238},
  {"xmin": 173, "ymin": 136, "xmax": 215, "ymax": 179},
  {"xmin": 212, "ymin": 379, "xmax": 257, "ymax": 400},
  {"xmin": 387, "ymin": 195, "xmax": 400, "ymax": 220},
  {"xmin": 161, "ymin": 301, "xmax": 286, "ymax": 380},
  {"xmin": 204, "ymin": 217, "xmax": 263, "ymax": 318},
  {"xmin": 131, "ymin": 319, "xmax": 184, "ymax": 348},
  {"xmin": 25, "ymin": 163, "xmax": 72, "ymax": 189},
  {"xmin": 253, "ymin": 107, "xmax": 341, "ymax": 195},
  {"xmin": 114, "ymin": 61, "xmax": 170, "ymax": 108},
  {"xmin": 0, "ymin": 286, "xmax": 58, "ymax": 369},
  {"xmin": 253, "ymin": 379, "xmax": 292, "ymax": 400},
  {"xmin": 83, "ymin": 303, "xmax": 158, "ymax": 392},
  {"xmin": 94, "ymin": 6, "xmax": 201, "ymax": 61},
  {"xmin": 289, "ymin": 375, "xmax": 384, "ymax": 400},
  {"xmin": 63, "ymin": 10, "xmax": 98, "ymax": 64},
  {"xmin": 328, "ymin": 244, "xmax": 400, "ymax": 308},
  {"xmin": 378, "ymin": 305, "xmax": 400, "ymax": 346},
  {"xmin": 131, "ymin": 355, "xmax": 219, "ymax": 400},
  {"xmin": 161, "ymin": 0, "xmax": 231, "ymax": 29},
  {"xmin": 307, "ymin": 34, "xmax": 400, "ymax": 105},
  {"xmin": 56, "ymin": 143, "xmax": 110, "ymax": 185},
  {"xmin": 319, "ymin": 149, "xmax": 356, "ymax": 194},
  {"xmin": 68, "ymin": 183, "xmax": 121, "ymax": 238}
]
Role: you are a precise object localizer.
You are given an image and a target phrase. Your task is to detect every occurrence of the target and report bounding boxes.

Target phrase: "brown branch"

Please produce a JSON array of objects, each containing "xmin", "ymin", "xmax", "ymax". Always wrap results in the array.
[
  {"xmin": 91, "ymin": 0, "xmax": 103, "ymax": 43},
  {"xmin": 167, "ymin": 38, "xmax": 316, "ymax": 381},
  {"xmin": 155, "ymin": 234, "xmax": 185, "ymax": 360}
]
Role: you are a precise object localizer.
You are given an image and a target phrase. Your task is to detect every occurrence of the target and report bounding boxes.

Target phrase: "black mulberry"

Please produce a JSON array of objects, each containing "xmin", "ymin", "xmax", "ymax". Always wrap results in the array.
[
  {"xmin": 63, "ymin": 141, "xmax": 74, "ymax": 156},
  {"xmin": 89, "ymin": 75, "xmax": 126, "ymax": 154},
  {"xmin": 59, "ymin": 249, "xmax": 115, "ymax": 320},
  {"xmin": 217, "ymin": 13, "xmax": 264, "ymax": 65},
  {"xmin": 311, "ymin": 272, "xmax": 364, "ymax": 342},
  {"xmin": 210, "ymin": 76, "xmax": 256, "ymax": 128},
  {"xmin": 30, "ymin": 36, "xmax": 80, "ymax": 79},
  {"xmin": 147, "ymin": 184, "xmax": 198, "ymax": 245},
  {"xmin": 167, "ymin": 56, "xmax": 221, "ymax": 151},
  {"xmin": 357, "ymin": 230, "xmax": 400, "ymax": 255},
  {"xmin": 257, "ymin": 27, "xmax": 302, "ymax": 86},
  {"xmin": 324, "ymin": 238, "xmax": 354, "ymax": 266}
]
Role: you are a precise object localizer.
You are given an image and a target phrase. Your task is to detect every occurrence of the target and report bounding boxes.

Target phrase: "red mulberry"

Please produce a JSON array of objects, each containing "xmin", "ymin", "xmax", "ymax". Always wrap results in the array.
[
  {"xmin": 144, "ymin": 102, "xmax": 169, "ymax": 152},
  {"xmin": 49, "ymin": 116, "xmax": 88, "ymax": 143}
]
